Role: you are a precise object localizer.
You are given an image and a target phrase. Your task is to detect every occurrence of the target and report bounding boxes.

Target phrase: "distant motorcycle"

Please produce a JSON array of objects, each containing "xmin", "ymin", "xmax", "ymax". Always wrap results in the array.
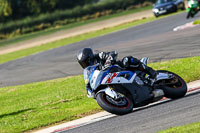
[
  {"xmin": 186, "ymin": 0, "xmax": 199, "ymax": 19},
  {"xmin": 84, "ymin": 57, "xmax": 187, "ymax": 115}
]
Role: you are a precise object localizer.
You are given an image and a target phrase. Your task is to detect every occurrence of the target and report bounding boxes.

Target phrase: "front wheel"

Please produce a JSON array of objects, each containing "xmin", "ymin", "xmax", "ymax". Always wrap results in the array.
[
  {"xmin": 186, "ymin": 10, "xmax": 192, "ymax": 19},
  {"xmin": 96, "ymin": 92, "xmax": 133, "ymax": 115},
  {"xmin": 154, "ymin": 13, "xmax": 159, "ymax": 18},
  {"xmin": 157, "ymin": 70, "xmax": 187, "ymax": 99}
]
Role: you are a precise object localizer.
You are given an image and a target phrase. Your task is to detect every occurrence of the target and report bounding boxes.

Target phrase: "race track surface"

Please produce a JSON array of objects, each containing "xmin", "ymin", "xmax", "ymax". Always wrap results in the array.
[
  {"xmin": 61, "ymin": 91, "xmax": 200, "ymax": 133},
  {"xmin": 0, "ymin": 12, "xmax": 200, "ymax": 87}
]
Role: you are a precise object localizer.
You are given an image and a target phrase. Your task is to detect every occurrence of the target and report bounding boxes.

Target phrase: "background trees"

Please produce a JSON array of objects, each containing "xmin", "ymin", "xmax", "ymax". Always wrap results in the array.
[
  {"xmin": 0, "ymin": 0, "xmax": 154, "ymax": 39},
  {"xmin": 0, "ymin": 0, "xmax": 94, "ymax": 22}
]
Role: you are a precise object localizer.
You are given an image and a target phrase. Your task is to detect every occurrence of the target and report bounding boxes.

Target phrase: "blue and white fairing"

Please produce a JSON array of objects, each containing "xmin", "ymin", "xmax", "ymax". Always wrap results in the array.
[
  {"xmin": 84, "ymin": 64, "xmax": 103, "ymax": 90},
  {"xmin": 84, "ymin": 64, "xmax": 152, "ymax": 104},
  {"xmin": 84, "ymin": 64, "xmax": 136, "ymax": 91}
]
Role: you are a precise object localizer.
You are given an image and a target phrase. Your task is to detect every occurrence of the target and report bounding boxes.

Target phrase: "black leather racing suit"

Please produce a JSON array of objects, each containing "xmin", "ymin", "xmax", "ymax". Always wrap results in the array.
[{"xmin": 94, "ymin": 51, "xmax": 156, "ymax": 78}]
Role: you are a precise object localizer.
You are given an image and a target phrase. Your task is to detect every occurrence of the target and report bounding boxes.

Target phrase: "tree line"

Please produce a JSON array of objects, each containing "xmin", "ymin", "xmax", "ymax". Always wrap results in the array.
[
  {"xmin": 0, "ymin": 0, "xmax": 156, "ymax": 22},
  {"xmin": 0, "ymin": 0, "xmax": 94, "ymax": 22},
  {"xmin": 0, "ymin": 0, "xmax": 155, "ymax": 39}
]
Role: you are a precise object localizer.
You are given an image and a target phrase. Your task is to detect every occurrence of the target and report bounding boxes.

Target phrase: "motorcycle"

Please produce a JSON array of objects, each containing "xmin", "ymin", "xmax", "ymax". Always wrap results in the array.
[
  {"xmin": 186, "ymin": 0, "xmax": 199, "ymax": 19},
  {"xmin": 84, "ymin": 57, "xmax": 187, "ymax": 115}
]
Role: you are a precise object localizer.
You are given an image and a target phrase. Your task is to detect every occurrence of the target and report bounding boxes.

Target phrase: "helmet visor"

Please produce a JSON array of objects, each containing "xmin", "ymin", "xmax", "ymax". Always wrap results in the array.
[{"xmin": 79, "ymin": 57, "xmax": 94, "ymax": 69}]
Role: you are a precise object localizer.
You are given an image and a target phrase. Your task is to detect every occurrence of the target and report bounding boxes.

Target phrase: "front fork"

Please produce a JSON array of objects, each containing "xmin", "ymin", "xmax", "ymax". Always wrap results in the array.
[{"xmin": 96, "ymin": 87, "xmax": 122, "ymax": 100}]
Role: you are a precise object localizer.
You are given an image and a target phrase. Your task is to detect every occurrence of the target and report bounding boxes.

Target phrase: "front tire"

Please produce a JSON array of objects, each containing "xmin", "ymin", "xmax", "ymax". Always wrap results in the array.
[
  {"xmin": 96, "ymin": 92, "xmax": 133, "ymax": 115},
  {"xmin": 154, "ymin": 13, "xmax": 159, "ymax": 18},
  {"xmin": 157, "ymin": 70, "xmax": 187, "ymax": 99},
  {"xmin": 187, "ymin": 10, "xmax": 192, "ymax": 19}
]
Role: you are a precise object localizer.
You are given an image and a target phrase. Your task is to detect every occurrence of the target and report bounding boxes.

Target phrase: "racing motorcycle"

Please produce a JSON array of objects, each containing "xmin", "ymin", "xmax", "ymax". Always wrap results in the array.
[
  {"xmin": 186, "ymin": 0, "xmax": 199, "ymax": 19},
  {"xmin": 84, "ymin": 57, "xmax": 187, "ymax": 115}
]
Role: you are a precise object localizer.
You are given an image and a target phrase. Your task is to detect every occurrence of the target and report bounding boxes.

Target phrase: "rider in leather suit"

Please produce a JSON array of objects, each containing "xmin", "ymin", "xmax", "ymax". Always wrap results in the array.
[{"xmin": 77, "ymin": 48, "xmax": 157, "ymax": 93}]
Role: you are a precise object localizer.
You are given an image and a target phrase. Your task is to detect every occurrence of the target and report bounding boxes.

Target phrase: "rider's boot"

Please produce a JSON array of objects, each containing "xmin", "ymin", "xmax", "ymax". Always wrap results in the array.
[
  {"xmin": 122, "ymin": 56, "xmax": 157, "ymax": 80},
  {"xmin": 140, "ymin": 63, "xmax": 157, "ymax": 80}
]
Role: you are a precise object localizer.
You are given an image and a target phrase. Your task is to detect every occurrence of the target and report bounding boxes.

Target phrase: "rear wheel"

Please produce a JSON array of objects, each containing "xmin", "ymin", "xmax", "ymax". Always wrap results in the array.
[
  {"xmin": 174, "ymin": 6, "xmax": 178, "ymax": 12},
  {"xmin": 96, "ymin": 92, "xmax": 133, "ymax": 115},
  {"xmin": 157, "ymin": 70, "xmax": 187, "ymax": 99},
  {"xmin": 189, "ymin": 9, "xmax": 197, "ymax": 18}
]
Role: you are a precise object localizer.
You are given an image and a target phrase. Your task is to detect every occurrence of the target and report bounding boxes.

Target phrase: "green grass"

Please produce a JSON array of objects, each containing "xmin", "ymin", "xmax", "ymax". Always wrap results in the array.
[
  {"xmin": 0, "ymin": 76, "xmax": 101, "ymax": 133},
  {"xmin": 149, "ymin": 56, "xmax": 200, "ymax": 83},
  {"xmin": 0, "ymin": 6, "xmax": 153, "ymax": 48},
  {"xmin": 0, "ymin": 56, "xmax": 200, "ymax": 133},
  {"xmin": 193, "ymin": 19, "xmax": 200, "ymax": 25},
  {"xmin": 158, "ymin": 122, "xmax": 200, "ymax": 133},
  {"xmin": 0, "ymin": 10, "xmax": 186, "ymax": 64}
]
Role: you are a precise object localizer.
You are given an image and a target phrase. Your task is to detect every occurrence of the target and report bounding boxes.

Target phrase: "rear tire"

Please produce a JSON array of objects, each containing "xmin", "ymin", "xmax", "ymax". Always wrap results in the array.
[
  {"xmin": 96, "ymin": 92, "xmax": 133, "ymax": 115},
  {"xmin": 157, "ymin": 70, "xmax": 187, "ymax": 99},
  {"xmin": 174, "ymin": 6, "xmax": 178, "ymax": 12}
]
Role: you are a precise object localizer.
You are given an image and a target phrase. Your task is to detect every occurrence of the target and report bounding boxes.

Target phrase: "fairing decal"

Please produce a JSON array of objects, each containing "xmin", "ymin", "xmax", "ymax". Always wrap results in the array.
[{"xmin": 101, "ymin": 72, "xmax": 136, "ymax": 84}]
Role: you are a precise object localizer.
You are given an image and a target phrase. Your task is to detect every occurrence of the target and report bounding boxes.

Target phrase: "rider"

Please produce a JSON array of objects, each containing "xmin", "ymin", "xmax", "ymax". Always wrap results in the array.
[
  {"xmin": 77, "ymin": 48, "xmax": 157, "ymax": 90},
  {"xmin": 187, "ymin": 0, "xmax": 200, "ymax": 7}
]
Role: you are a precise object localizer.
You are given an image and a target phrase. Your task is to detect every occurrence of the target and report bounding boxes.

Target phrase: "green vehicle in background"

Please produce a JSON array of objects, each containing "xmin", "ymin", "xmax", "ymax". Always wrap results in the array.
[{"xmin": 186, "ymin": 0, "xmax": 199, "ymax": 19}]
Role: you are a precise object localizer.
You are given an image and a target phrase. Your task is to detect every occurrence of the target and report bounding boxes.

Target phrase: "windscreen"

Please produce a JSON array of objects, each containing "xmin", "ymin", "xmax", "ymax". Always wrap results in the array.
[
  {"xmin": 84, "ymin": 65, "xmax": 95, "ymax": 81},
  {"xmin": 83, "ymin": 64, "xmax": 106, "ymax": 90}
]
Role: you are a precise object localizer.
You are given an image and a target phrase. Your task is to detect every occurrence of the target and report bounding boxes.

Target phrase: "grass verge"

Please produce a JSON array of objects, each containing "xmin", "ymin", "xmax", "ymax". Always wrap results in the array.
[
  {"xmin": 193, "ymin": 19, "xmax": 200, "ymax": 25},
  {"xmin": 158, "ymin": 122, "xmax": 200, "ymax": 133},
  {"xmin": 0, "ymin": 75, "xmax": 101, "ymax": 133},
  {"xmin": 0, "ymin": 56, "xmax": 200, "ymax": 133},
  {"xmin": 0, "ymin": 10, "xmax": 185, "ymax": 64}
]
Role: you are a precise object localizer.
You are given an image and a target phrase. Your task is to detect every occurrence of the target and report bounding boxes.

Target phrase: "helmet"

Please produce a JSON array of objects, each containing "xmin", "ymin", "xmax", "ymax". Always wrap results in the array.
[{"xmin": 77, "ymin": 48, "xmax": 95, "ymax": 69}]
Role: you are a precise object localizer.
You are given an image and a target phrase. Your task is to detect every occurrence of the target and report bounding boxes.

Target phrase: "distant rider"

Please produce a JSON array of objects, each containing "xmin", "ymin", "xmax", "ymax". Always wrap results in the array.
[{"xmin": 187, "ymin": 0, "xmax": 200, "ymax": 8}]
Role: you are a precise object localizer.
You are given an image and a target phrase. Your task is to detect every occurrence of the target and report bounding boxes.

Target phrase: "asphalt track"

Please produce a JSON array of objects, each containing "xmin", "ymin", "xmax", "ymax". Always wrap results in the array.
[
  {"xmin": 0, "ymin": 12, "xmax": 200, "ymax": 88},
  {"xmin": 60, "ymin": 90, "xmax": 200, "ymax": 133}
]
